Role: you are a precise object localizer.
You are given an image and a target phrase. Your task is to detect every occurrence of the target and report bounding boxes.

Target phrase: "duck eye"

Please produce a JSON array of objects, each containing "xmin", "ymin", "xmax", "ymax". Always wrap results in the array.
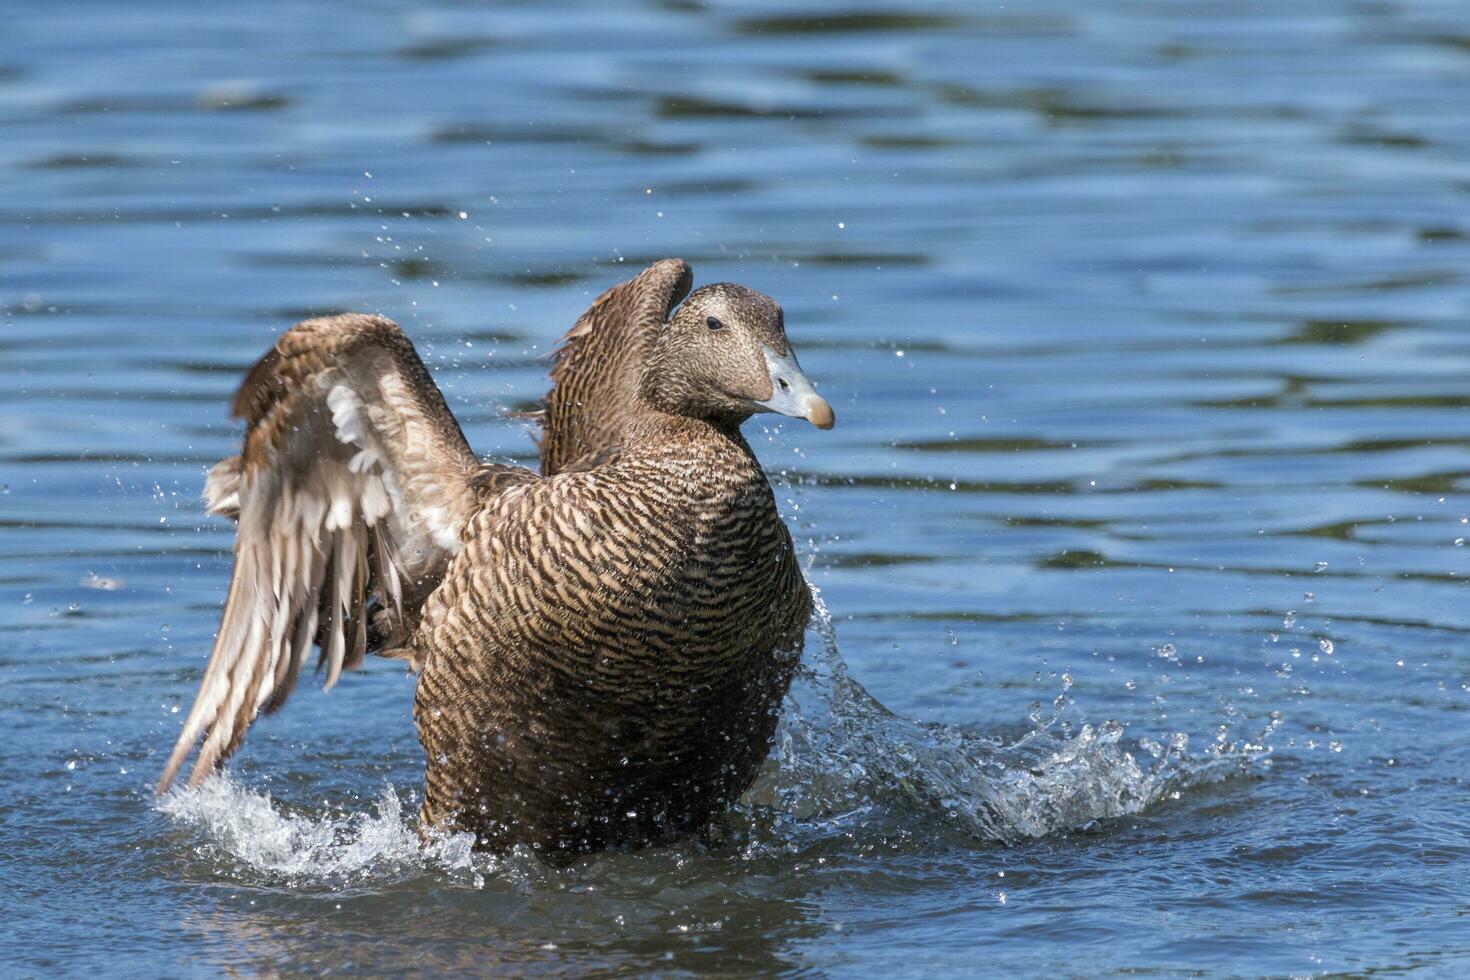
[{"xmin": 705, "ymin": 316, "xmax": 724, "ymax": 331}]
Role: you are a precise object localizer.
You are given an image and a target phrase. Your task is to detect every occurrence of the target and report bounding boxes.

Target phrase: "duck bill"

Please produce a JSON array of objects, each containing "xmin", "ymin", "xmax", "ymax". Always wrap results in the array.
[{"xmin": 755, "ymin": 346, "xmax": 835, "ymax": 429}]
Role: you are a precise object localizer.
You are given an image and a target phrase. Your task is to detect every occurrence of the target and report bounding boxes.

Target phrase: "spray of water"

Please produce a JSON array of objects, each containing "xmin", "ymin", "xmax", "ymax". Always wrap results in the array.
[
  {"xmin": 763, "ymin": 590, "xmax": 1269, "ymax": 843},
  {"xmin": 159, "ymin": 587, "xmax": 1272, "ymax": 881},
  {"xmin": 160, "ymin": 780, "xmax": 483, "ymax": 883}
]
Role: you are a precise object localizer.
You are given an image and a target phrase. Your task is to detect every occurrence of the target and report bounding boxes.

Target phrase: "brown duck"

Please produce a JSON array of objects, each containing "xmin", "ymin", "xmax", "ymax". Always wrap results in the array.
[{"xmin": 157, "ymin": 259, "xmax": 834, "ymax": 859}]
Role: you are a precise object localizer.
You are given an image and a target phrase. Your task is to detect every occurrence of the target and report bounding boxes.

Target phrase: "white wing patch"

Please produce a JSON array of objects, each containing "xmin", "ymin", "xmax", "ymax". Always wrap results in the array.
[{"xmin": 329, "ymin": 380, "xmax": 463, "ymax": 554}]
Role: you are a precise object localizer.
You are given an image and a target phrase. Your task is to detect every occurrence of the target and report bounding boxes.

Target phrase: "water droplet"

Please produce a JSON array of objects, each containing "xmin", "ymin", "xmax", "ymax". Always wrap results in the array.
[
  {"xmin": 1282, "ymin": 611, "xmax": 1297, "ymax": 629},
  {"xmin": 1318, "ymin": 638, "xmax": 1334, "ymax": 655},
  {"xmin": 1313, "ymin": 561, "xmax": 1329, "ymax": 572},
  {"xmin": 80, "ymin": 571, "xmax": 121, "ymax": 591}
]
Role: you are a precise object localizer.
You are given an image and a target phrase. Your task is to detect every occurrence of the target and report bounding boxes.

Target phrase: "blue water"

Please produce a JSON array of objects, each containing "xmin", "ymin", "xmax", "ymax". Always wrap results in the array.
[{"xmin": 3, "ymin": 1, "xmax": 1469, "ymax": 975}]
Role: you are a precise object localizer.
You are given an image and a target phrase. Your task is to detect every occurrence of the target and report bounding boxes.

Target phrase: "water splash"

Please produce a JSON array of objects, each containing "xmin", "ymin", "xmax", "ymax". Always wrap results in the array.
[
  {"xmin": 159, "ymin": 590, "xmax": 1270, "ymax": 880},
  {"xmin": 761, "ymin": 591, "xmax": 1267, "ymax": 844},
  {"xmin": 160, "ymin": 779, "xmax": 483, "ymax": 885}
]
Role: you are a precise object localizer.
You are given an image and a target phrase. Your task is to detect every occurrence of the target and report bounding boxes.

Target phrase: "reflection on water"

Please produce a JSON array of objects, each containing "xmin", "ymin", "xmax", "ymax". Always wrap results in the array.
[{"xmin": 4, "ymin": 0, "xmax": 1470, "ymax": 975}]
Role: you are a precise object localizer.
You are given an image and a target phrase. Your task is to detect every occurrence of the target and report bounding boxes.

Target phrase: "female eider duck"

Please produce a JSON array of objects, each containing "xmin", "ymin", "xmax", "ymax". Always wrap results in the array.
[{"xmin": 157, "ymin": 259, "xmax": 834, "ymax": 859}]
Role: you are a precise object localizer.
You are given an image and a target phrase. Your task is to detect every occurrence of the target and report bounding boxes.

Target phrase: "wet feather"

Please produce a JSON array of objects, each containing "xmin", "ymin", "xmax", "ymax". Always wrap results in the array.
[{"xmin": 159, "ymin": 262, "xmax": 821, "ymax": 861}]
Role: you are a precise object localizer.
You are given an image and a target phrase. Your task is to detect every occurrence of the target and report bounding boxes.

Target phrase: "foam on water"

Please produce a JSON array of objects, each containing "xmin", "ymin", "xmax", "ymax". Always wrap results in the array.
[
  {"xmin": 159, "ymin": 589, "xmax": 1269, "ymax": 882},
  {"xmin": 160, "ymin": 779, "xmax": 484, "ymax": 884}
]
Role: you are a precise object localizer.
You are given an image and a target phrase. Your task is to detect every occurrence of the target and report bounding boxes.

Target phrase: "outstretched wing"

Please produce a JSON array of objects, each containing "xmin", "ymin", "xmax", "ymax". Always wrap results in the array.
[
  {"xmin": 538, "ymin": 258, "xmax": 692, "ymax": 476},
  {"xmin": 158, "ymin": 313, "xmax": 484, "ymax": 793}
]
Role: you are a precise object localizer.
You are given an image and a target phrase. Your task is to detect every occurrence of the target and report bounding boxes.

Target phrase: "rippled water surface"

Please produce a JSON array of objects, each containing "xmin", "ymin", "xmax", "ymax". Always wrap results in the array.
[{"xmin": 4, "ymin": 1, "xmax": 1470, "ymax": 975}]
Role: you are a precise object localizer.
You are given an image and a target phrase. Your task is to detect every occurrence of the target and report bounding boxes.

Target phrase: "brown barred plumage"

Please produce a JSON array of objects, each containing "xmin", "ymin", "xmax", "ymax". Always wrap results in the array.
[
  {"xmin": 158, "ymin": 259, "xmax": 833, "ymax": 860},
  {"xmin": 539, "ymin": 258, "xmax": 692, "ymax": 476}
]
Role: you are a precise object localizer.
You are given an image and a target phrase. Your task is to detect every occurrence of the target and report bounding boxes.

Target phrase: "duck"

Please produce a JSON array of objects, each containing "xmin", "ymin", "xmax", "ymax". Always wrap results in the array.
[{"xmin": 156, "ymin": 258, "xmax": 835, "ymax": 859}]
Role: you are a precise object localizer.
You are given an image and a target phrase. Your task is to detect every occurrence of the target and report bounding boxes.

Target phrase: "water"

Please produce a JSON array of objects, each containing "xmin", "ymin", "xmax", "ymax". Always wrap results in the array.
[{"xmin": 3, "ymin": 0, "xmax": 1469, "ymax": 974}]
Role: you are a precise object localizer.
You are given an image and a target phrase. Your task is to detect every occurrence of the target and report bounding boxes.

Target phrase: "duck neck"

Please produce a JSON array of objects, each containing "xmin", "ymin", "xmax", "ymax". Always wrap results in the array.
[
  {"xmin": 633, "ymin": 386, "xmax": 751, "ymax": 440},
  {"xmin": 622, "ymin": 404, "xmax": 758, "ymax": 469}
]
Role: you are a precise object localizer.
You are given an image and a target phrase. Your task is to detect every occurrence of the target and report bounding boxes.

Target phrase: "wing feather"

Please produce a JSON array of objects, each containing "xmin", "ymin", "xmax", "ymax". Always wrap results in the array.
[
  {"xmin": 158, "ymin": 313, "xmax": 483, "ymax": 793},
  {"xmin": 538, "ymin": 258, "xmax": 692, "ymax": 476}
]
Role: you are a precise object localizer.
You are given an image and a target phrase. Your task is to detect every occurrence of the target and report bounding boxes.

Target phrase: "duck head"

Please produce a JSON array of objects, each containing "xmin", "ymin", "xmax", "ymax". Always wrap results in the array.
[{"xmin": 640, "ymin": 282, "xmax": 835, "ymax": 430}]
